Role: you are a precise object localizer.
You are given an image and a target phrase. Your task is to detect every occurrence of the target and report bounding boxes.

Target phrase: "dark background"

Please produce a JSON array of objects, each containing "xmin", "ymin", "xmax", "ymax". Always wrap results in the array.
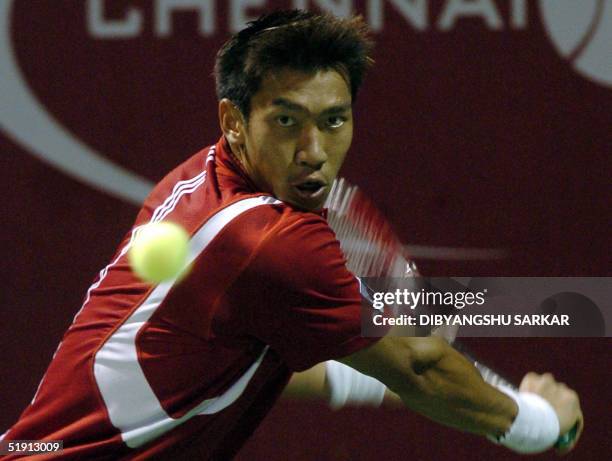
[{"xmin": 1, "ymin": 1, "xmax": 610, "ymax": 459}]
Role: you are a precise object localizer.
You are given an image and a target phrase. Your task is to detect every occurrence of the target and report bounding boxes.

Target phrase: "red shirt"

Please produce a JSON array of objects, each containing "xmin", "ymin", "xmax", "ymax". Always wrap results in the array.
[{"xmin": 2, "ymin": 138, "xmax": 378, "ymax": 460}]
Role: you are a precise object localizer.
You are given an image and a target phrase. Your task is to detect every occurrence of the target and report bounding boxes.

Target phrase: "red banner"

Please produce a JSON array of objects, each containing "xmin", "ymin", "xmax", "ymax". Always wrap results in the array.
[{"xmin": 2, "ymin": 2, "xmax": 610, "ymax": 459}]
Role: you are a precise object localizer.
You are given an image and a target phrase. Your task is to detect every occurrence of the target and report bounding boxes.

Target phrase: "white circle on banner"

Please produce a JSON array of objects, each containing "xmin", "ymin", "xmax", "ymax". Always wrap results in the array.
[
  {"xmin": 0, "ymin": 0, "xmax": 153, "ymax": 205},
  {"xmin": 540, "ymin": 0, "xmax": 612, "ymax": 88}
]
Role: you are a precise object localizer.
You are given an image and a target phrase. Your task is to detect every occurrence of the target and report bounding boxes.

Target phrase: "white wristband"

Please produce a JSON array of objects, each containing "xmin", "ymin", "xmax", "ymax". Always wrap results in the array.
[
  {"xmin": 490, "ymin": 385, "xmax": 560, "ymax": 454},
  {"xmin": 325, "ymin": 361, "xmax": 386, "ymax": 409}
]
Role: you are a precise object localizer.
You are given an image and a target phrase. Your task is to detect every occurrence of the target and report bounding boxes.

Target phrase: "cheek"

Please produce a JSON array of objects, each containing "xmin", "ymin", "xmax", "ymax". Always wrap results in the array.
[
  {"xmin": 254, "ymin": 137, "xmax": 294, "ymax": 177},
  {"xmin": 327, "ymin": 132, "xmax": 352, "ymax": 168},
  {"xmin": 246, "ymin": 126, "xmax": 275, "ymax": 166}
]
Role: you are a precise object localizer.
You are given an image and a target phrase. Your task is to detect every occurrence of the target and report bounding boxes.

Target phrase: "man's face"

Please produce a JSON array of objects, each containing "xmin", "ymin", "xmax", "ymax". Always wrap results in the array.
[{"xmin": 239, "ymin": 68, "xmax": 353, "ymax": 211}]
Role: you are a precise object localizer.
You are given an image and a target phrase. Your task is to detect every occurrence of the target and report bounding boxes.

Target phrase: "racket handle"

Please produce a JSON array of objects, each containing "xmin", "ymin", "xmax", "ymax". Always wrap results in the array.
[{"xmin": 555, "ymin": 423, "xmax": 578, "ymax": 450}]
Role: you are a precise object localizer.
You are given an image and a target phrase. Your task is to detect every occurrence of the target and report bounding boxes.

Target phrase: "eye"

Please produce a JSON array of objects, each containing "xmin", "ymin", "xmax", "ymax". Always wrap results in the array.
[
  {"xmin": 326, "ymin": 116, "xmax": 347, "ymax": 129},
  {"xmin": 276, "ymin": 115, "xmax": 297, "ymax": 127}
]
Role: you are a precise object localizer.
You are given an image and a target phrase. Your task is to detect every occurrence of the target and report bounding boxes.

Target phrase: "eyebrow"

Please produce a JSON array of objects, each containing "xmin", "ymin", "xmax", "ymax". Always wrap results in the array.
[{"xmin": 271, "ymin": 98, "xmax": 351, "ymax": 115}]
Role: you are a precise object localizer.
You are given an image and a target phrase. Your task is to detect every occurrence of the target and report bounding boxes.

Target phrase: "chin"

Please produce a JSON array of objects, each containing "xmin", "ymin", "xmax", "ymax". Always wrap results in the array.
[{"xmin": 280, "ymin": 195, "xmax": 325, "ymax": 212}]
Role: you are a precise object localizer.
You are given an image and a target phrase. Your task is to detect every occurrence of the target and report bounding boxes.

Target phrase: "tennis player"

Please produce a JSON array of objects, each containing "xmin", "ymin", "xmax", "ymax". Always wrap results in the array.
[{"xmin": 1, "ymin": 10, "xmax": 582, "ymax": 460}]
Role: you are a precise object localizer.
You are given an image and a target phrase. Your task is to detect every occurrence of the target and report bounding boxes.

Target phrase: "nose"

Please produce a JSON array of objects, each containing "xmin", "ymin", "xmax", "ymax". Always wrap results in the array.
[{"xmin": 295, "ymin": 125, "xmax": 327, "ymax": 169}]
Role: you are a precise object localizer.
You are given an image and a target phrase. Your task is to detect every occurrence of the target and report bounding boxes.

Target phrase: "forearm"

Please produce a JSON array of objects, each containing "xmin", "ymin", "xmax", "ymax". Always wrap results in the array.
[
  {"xmin": 394, "ymin": 339, "xmax": 517, "ymax": 437},
  {"xmin": 282, "ymin": 363, "xmax": 327, "ymax": 399},
  {"xmin": 340, "ymin": 336, "xmax": 517, "ymax": 438},
  {"xmin": 286, "ymin": 338, "xmax": 580, "ymax": 454}
]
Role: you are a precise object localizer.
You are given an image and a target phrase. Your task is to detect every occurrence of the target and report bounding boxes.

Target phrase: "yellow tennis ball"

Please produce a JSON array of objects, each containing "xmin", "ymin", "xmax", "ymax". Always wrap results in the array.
[{"xmin": 128, "ymin": 221, "xmax": 189, "ymax": 283}]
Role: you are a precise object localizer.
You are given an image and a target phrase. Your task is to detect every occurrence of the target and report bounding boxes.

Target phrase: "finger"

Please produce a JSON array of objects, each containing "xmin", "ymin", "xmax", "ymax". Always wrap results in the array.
[{"xmin": 519, "ymin": 372, "xmax": 540, "ymax": 391}]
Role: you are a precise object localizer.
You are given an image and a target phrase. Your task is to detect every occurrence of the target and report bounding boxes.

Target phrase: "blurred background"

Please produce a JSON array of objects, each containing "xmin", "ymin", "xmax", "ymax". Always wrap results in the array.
[{"xmin": 1, "ymin": 1, "xmax": 610, "ymax": 459}]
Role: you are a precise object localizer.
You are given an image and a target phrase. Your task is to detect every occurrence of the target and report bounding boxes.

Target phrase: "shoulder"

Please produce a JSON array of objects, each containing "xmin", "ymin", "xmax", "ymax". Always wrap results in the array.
[
  {"xmin": 223, "ymin": 202, "xmax": 341, "ymax": 258},
  {"xmin": 216, "ymin": 197, "xmax": 333, "ymax": 241},
  {"xmin": 232, "ymin": 204, "xmax": 353, "ymax": 291},
  {"xmin": 140, "ymin": 145, "xmax": 213, "ymax": 213}
]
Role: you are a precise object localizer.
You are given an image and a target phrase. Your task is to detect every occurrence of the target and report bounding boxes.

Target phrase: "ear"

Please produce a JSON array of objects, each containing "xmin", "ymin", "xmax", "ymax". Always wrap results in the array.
[{"xmin": 218, "ymin": 99, "xmax": 246, "ymax": 145}]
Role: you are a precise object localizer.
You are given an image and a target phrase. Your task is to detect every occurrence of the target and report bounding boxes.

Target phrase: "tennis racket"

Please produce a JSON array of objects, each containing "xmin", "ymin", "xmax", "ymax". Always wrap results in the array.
[{"xmin": 324, "ymin": 177, "xmax": 577, "ymax": 450}]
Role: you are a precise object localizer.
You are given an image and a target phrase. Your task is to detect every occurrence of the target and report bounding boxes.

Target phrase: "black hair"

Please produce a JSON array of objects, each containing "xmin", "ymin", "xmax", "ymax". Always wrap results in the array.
[{"xmin": 214, "ymin": 10, "xmax": 374, "ymax": 117}]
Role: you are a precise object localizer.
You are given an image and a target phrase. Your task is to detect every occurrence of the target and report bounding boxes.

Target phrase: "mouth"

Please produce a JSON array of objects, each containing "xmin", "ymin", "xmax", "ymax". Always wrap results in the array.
[{"xmin": 291, "ymin": 178, "xmax": 328, "ymax": 203}]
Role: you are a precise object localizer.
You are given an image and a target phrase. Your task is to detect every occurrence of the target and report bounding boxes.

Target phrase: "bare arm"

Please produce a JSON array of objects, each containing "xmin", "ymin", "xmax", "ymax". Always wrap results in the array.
[
  {"xmin": 282, "ymin": 336, "xmax": 517, "ymax": 434},
  {"xmin": 282, "ymin": 363, "xmax": 327, "ymax": 400},
  {"xmin": 283, "ymin": 336, "xmax": 582, "ymax": 453},
  {"xmin": 338, "ymin": 335, "xmax": 518, "ymax": 437},
  {"xmin": 282, "ymin": 362, "xmax": 402, "ymax": 406}
]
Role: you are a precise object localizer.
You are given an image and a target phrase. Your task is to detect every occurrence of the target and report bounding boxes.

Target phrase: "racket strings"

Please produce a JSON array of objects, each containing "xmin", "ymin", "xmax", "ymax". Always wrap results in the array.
[
  {"xmin": 325, "ymin": 178, "xmax": 410, "ymax": 279},
  {"xmin": 325, "ymin": 178, "xmax": 515, "ymax": 390}
]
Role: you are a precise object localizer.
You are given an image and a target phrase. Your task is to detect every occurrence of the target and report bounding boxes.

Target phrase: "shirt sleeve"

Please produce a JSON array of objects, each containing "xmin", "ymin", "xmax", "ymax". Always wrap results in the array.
[{"xmin": 229, "ymin": 207, "xmax": 382, "ymax": 371}]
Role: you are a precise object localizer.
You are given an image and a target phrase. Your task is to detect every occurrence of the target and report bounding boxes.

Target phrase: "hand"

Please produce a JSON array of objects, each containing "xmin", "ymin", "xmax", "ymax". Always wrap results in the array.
[{"xmin": 519, "ymin": 372, "xmax": 584, "ymax": 455}]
